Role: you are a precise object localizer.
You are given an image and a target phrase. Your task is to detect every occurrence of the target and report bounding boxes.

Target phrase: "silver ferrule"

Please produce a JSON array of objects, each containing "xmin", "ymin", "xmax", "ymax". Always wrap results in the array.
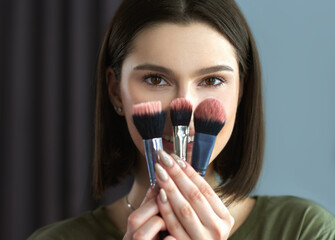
[
  {"xmin": 143, "ymin": 138, "xmax": 163, "ymax": 188},
  {"xmin": 173, "ymin": 126, "xmax": 189, "ymax": 161}
]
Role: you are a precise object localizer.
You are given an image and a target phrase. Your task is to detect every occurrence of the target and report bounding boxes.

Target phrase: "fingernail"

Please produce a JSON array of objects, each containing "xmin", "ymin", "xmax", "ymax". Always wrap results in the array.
[
  {"xmin": 159, "ymin": 188, "xmax": 167, "ymax": 203},
  {"xmin": 155, "ymin": 163, "xmax": 169, "ymax": 181},
  {"xmin": 171, "ymin": 153, "xmax": 186, "ymax": 169},
  {"xmin": 158, "ymin": 150, "xmax": 173, "ymax": 168},
  {"xmin": 171, "ymin": 153, "xmax": 181, "ymax": 161},
  {"xmin": 177, "ymin": 159, "xmax": 186, "ymax": 169}
]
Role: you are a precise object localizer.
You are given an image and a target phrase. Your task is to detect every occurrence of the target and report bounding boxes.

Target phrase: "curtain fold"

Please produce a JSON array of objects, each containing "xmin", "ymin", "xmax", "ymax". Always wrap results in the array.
[{"xmin": 1, "ymin": 0, "xmax": 123, "ymax": 239}]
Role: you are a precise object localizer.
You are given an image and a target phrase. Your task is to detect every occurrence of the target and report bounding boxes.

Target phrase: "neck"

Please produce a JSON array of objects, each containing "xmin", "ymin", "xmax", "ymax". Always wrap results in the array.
[
  {"xmin": 127, "ymin": 153, "xmax": 152, "ymax": 209},
  {"xmin": 204, "ymin": 162, "xmax": 219, "ymax": 188}
]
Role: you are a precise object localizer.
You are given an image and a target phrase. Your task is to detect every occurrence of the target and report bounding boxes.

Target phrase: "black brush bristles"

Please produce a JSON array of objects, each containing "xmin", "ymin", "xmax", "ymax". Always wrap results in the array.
[
  {"xmin": 194, "ymin": 119, "xmax": 225, "ymax": 136},
  {"xmin": 170, "ymin": 98, "xmax": 193, "ymax": 126},
  {"xmin": 194, "ymin": 97, "xmax": 226, "ymax": 136},
  {"xmin": 132, "ymin": 101, "xmax": 166, "ymax": 139}
]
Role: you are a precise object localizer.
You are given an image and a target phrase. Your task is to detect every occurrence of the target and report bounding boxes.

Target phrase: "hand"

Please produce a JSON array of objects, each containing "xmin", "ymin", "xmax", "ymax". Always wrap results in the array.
[
  {"xmin": 123, "ymin": 186, "xmax": 170, "ymax": 240},
  {"xmin": 155, "ymin": 150, "xmax": 234, "ymax": 240}
]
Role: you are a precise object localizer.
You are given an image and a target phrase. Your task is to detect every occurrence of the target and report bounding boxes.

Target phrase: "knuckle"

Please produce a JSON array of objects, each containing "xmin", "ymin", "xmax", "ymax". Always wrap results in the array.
[
  {"xmin": 153, "ymin": 215, "xmax": 164, "ymax": 224},
  {"xmin": 127, "ymin": 213, "xmax": 140, "ymax": 227},
  {"xmin": 189, "ymin": 168, "xmax": 199, "ymax": 180},
  {"xmin": 179, "ymin": 204, "xmax": 193, "ymax": 219},
  {"xmin": 228, "ymin": 215, "xmax": 235, "ymax": 228},
  {"xmin": 199, "ymin": 183, "xmax": 215, "ymax": 199},
  {"xmin": 210, "ymin": 223, "xmax": 226, "ymax": 240},
  {"xmin": 213, "ymin": 228, "xmax": 223, "ymax": 239},
  {"xmin": 164, "ymin": 182, "xmax": 175, "ymax": 194},
  {"xmin": 188, "ymin": 188, "xmax": 203, "ymax": 202},
  {"xmin": 161, "ymin": 204, "xmax": 173, "ymax": 216},
  {"xmin": 168, "ymin": 220, "xmax": 182, "ymax": 233},
  {"xmin": 170, "ymin": 166, "xmax": 184, "ymax": 179},
  {"xmin": 212, "ymin": 217, "xmax": 234, "ymax": 239}
]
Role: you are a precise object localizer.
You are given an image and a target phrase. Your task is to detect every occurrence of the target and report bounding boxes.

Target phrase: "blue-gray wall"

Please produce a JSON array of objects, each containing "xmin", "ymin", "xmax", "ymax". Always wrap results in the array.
[{"xmin": 236, "ymin": 0, "xmax": 335, "ymax": 214}]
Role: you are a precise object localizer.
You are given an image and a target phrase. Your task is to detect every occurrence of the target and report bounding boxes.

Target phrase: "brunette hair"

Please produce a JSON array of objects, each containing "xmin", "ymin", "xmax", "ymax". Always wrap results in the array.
[{"xmin": 93, "ymin": 0, "xmax": 264, "ymax": 203}]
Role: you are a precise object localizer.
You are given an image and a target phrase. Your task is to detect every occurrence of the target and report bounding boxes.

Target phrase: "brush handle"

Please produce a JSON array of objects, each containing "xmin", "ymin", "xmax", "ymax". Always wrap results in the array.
[
  {"xmin": 143, "ymin": 138, "xmax": 163, "ymax": 187},
  {"xmin": 173, "ymin": 126, "xmax": 189, "ymax": 161},
  {"xmin": 143, "ymin": 138, "xmax": 169, "ymax": 238},
  {"xmin": 191, "ymin": 132, "xmax": 216, "ymax": 177}
]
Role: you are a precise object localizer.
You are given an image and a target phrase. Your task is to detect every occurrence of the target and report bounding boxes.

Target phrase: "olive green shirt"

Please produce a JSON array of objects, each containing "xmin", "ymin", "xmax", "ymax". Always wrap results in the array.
[{"xmin": 28, "ymin": 196, "xmax": 335, "ymax": 240}]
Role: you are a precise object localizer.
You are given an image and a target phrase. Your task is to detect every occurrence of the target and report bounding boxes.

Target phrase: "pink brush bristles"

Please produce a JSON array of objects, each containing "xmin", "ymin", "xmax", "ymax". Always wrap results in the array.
[
  {"xmin": 170, "ymin": 98, "xmax": 192, "ymax": 112},
  {"xmin": 194, "ymin": 97, "xmax": 225, "ymax": 123},
  {"xmin": 133, "ymin": 101, "xmax": 162, "ymax": 116}
]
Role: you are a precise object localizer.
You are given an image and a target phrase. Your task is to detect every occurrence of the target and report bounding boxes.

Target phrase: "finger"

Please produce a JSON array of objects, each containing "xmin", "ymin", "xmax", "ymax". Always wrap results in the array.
[
  {"xmin": 157, "ymin": 189, "xmax": 190, "ymax": 240},
  {"xmin": 155, "ymin": 163, "xmax": 204, "ymax": 239},
  {"xmin": 158, "ymin": 153, "xmax": 234, "ymax": 238},
  {"xmin": 171, "ymin": 153, "xmax": 229, "ymax": 219},
  {"xmin": 156, "ymin": 157, "xmax": 222, "ymax": 229},
  {"xmin": 164, "ymin": 236, "xmax": 177, "ymax": 240},
  {"xmin": 127, "ymin": 197, "xmax": 159, "ymax": 232},
  {"xmin": 158, "ymin": 150, "xmax": 225, "ymax": 221},
  {"xmin": 132, "ymin": 215, "xmax": 166, "ymax": 240}
]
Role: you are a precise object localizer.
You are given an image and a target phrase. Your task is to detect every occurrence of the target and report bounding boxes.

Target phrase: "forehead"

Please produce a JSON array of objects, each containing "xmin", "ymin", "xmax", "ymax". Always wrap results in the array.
[{"xmin": 127, "ymin": 22, "xmax": 238, "ymax": 70}]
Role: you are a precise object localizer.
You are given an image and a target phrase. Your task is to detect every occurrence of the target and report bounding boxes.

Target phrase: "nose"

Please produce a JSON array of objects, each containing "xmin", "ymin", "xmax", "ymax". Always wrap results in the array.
[
  {"xmin": 175, "ymin": 82, "xmax": 201, "ymax": 110},
  {"xmin": 174, "ymin": 82, "xmax": 201, "ymax": 131}
]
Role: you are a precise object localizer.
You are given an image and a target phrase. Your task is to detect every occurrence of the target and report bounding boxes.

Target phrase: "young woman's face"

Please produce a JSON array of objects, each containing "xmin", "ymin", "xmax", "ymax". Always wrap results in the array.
[{"xmin": 117, "ymin": 22, "xmax": 240, "ymax": 164}]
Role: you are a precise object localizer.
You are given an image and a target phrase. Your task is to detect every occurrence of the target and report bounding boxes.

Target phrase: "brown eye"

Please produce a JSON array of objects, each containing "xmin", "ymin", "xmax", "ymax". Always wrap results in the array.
[
  {"xmin": 149, "ymin": 76, "xmax": 162, "ymax": 85},
  {"xmin": 205, "ymin": 77, "xmax": 216, "ymax": 85},
  {"xmin": 201, "ymin": 77, "xmax": 225, "ymax": 87},
  {"xmin": 144, "ymin": 74, "xmax": 168, "ymax": 87}
]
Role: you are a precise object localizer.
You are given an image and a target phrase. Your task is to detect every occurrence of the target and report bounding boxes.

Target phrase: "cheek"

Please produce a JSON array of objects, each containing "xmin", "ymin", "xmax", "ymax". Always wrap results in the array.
[
  {"xmin": 125, "ymin": 117, "xmax": 146, "ymax": 156},
  {"xmin": 119, "ymin": 81, "xmax": 146, "ymax": 157},
  {"xmin": 209, "ymin": 107, "xmax": 236, "ymax": 162},
  {"xmin": 119, "ymin": 80, "xmax": 174, "ymax": 158},
  {"xmin": 208, "ymin": 87, "xmax": 239, "ymax": 162}
]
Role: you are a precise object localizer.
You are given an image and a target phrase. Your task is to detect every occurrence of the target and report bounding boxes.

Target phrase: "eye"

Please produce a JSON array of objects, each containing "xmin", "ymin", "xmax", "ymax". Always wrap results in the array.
[
  {"xmin": 143, "ymin": 74, "xmax": 168, "ymax": 87},
  {"xmin": 200, "ymin": 76, "xmax": 225, "ymax": 87}
]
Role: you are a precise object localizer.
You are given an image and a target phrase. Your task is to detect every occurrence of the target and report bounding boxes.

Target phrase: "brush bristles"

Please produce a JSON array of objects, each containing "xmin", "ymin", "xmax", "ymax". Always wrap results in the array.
[
  {"xmin": 132, "ymin": 101, "xmax": 166, "ymax": 140},
  {"xmin": 194, "ymin": 97, "xmax": 226, "ymax": 136},
  {"xmin": 133, "ymin": 101, "xmax": 162, "ymax": 115},
  {"xmin": 170, "ymin": 98, "xmax": 193, "ymax": 126}
]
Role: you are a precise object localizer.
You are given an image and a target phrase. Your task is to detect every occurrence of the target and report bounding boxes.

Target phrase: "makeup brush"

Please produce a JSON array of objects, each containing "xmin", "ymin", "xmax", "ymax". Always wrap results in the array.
[
  {"xmin": 191, "ymin": 97, "xmax": 226, "ymax": 177},
  {"xmin": 132, "ymin": 101, "xmax": 166, "ymax": 187},
  {"xmin": 133, "ymin": 101, "xmax": 170, "ymax": 239},
  {"xmin": 170, "ymin": 98, "xmax": 193, "ymax": 160}
]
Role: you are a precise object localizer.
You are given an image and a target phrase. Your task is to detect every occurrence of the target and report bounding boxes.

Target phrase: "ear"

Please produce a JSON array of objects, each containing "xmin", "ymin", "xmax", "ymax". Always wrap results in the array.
[{"xmin": 106, "ymin": 67, "xmax": 124, "ymax": 115}]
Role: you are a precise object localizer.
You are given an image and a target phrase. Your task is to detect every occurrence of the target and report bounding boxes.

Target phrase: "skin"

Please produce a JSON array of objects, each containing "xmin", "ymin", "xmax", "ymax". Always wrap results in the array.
[{"xmin": 106, "ymin": 22, "xmax": 255, "ymax": 239}]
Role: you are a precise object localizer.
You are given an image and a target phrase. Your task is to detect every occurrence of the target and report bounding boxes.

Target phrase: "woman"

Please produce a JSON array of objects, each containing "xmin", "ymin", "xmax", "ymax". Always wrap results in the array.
[{"xmin": 29, "ymin": 0, "xmax": 335, "ymax": 239}]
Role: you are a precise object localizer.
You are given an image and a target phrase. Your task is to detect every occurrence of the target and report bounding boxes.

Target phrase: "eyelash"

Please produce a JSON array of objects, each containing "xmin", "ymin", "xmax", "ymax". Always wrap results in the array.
[
  {"xmin": 142, "ymin": 73, "xmax": 169, "ymax": 87},
  {"xmin": 199, "ymin": 76, "xmax": 226, "ymax": 88},
  {"xmin": 142, "ymin": 73, "xmax": 226, "ymax": 88}
]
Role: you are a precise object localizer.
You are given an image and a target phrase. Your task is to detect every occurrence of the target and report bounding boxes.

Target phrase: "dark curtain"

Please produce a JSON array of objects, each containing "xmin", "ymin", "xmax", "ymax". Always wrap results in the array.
[{"xmin": 0, "ymin": 0, "xmax": 125, "ymax": 239}]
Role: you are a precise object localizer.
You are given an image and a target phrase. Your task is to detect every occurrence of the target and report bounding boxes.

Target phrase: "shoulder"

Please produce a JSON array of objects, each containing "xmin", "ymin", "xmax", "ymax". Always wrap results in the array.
[
  {"xmin": 28, "ymin": 211, "xmax": 96, "ymax": 240},
  {"xmin": 28, "ymin": 206, "xmax": 123, "ymax": 240},
  {"xmin": 257, "ymin": 196, "xmax": 335, "ymax": 238},
  {"xmin": 259, "ymin": 195, "xmax": 333, "ymax": 218}
]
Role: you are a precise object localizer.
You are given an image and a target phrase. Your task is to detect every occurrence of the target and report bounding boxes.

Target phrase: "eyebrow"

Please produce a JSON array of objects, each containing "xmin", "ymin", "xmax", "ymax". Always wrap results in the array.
[
  {"xmin": 133, "ymin": 63, "xmax": 234, "ymax": 77},
  {"xmin": 195, "ymin": 65, "xmax": 234, "ymax": 76},
  {"xmin": 134, "ymin": 64, "xmax": 174, "ymax": 75}
]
